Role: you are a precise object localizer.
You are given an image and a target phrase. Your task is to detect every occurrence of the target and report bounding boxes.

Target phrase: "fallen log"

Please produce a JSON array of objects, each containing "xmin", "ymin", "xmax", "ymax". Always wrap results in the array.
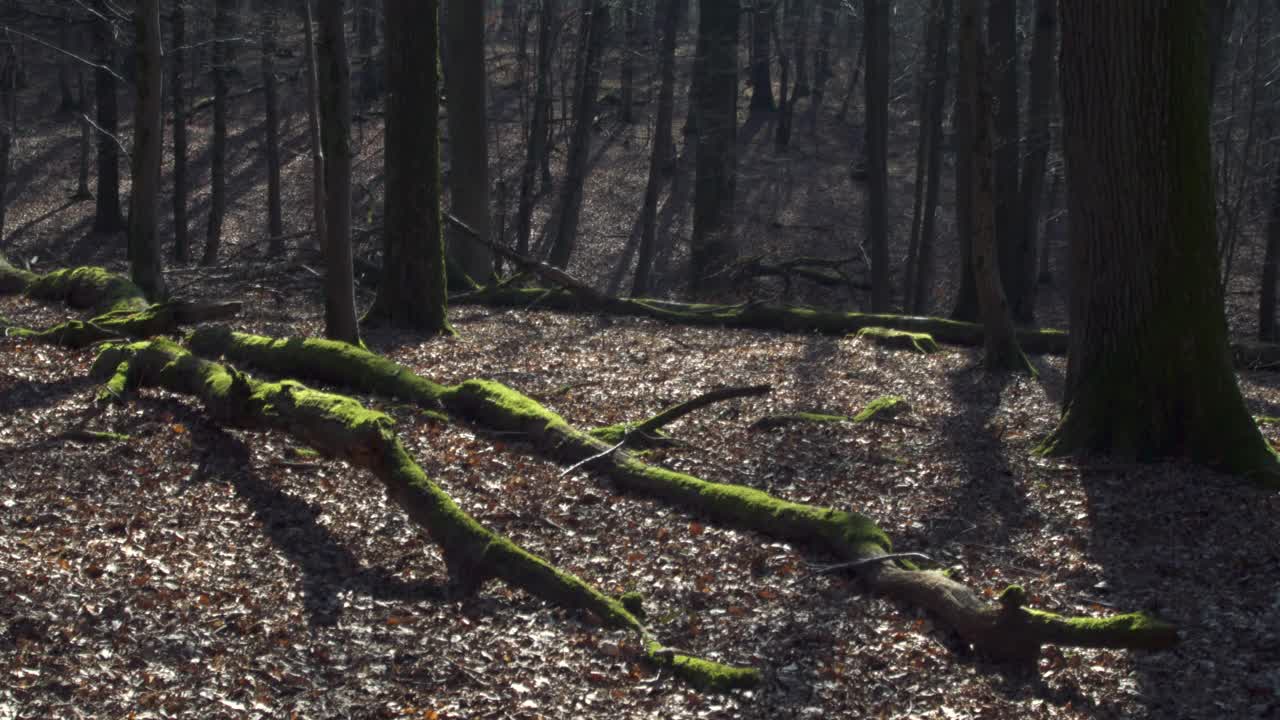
[
  {"xmin": 188, "ymin": 327, "xmax": 1179, "ymax": 664},
  {"xmin": 91, "ymin": 339, "xmax": 758, "ymax": 691},
  {"xmin": 590, "ymin": 384, "xmax": 772, "ymax": 444},
  {"xmin": 0, "ymin": 265, "xmax": 240, "ymax": 347}
]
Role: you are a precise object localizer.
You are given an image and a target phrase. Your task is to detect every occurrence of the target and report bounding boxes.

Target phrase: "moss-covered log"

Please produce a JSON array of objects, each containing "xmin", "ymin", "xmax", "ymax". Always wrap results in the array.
[
  {"xmin": 0, "ymin": 265, "xmax": 239, "ymax": 347},
  {"xmin": 189, "ymin": 327, "xmax": 1179, "ymax": 663},
  {"xmin": 856, "ymin": 327, "xmax": 941, "ymax": 354},
  {"xmin": 91, "ymin": 339, "xmax": 757, "ymax": 691},
  {"xmin": 590, "ymin": 384, "xmax": 771, "ymax": 444}
]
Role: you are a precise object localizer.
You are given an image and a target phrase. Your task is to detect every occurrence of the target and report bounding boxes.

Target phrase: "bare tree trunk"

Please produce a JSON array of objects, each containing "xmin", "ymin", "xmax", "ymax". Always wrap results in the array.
[
  {"xmin": 128, "ymin": 0, "xmax": 166, "ymax": 299},
  {"xmin": 356, "ymin": 0, "xmax": 380, "ymax": 101},
  {"xmin": 620, "ymin": 0, "xmax": 635, "ymax": 123},
  {"xmin": 445, "ymin": 0, "xmax": 494, "ymax": 285},
  {"xmin": 57, "ymin": 12, "xmax": 76, "ymax": 114},
  {"xmin": 547, "ymin": 0, "xmax": 609, "ymax": 269},
  {"xmin": 988, "ymin": 0, "xmax": 1025, "ymax": 321},
  {"xmin": 368, "ymin": 0, "xmax": 453, "ymax": 334},
  {"xmin": 316, "ymin": 0, "xmax": 360, "ymax": 344},
  {"xmin": 92, "ymin": 2, "xmax": 124, "ymax": 235},
  {"xmin": 1015, "ymin": 0, "xmax": 1056, "ymax": 321},
  {"xmin": 807, "ymin": 0, "xmax": 838, "ymax": 132},
  {"xmin": 171, "ymin": 0, "xmax": 189, "ymax": 262},
  {"xmin": 689, "ymin": 0, "xmax": 739, "ymax": 292},
  {"xmin": 201, "ymin": 0, "xmax": 233, "ymax": 265},
  {"xmin": 263, "ymin": 5, "xmax": 284, "ymax": 253},
  {"xmin": 864, "ymin": 0, "xmax": 890, "ymax": 311},
  {"xmin": 517, "ymin": 0, "xmax": 558, "ymax": 257},
  {"xmin": 949, "ymin": 0, "xmax": 978, "ymax": 322},
  {"xmin": 790, "ymin": 0, "xmax": 810, "ymax": 97},
  {"xmin": 903, "ymin": 0, "xmax": 952, "ymax": 314},
  {"xmin": 1038, "ymin": 169, "xmax": 1059, "ymax": 285},
  {"xmin": 304, "ymin": 0, "xmax": 328, "ymax": 253},
  {"xmin": 76, "ymin": 62, "xmax": 92, "ymax": 201},
  {"xmin": 632, "ymin": 0, "xmax": 679, "ymax": 296},
  {"xmin": 964, "ymin": 0, "xmax": 1027, "ymax": 372},
  {"xmin": 749, "ymin": 3, "xmax": 775, "ymax": 111},
  {"xmin": 0, "ymin": 43, "xmax": 15, "ymax": 241}
]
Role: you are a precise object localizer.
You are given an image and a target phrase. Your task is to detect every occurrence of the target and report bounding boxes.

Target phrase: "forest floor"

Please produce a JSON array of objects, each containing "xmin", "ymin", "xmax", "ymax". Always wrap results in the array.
[{"xmin": 2, "ymin": 30, "xmax": 1279, "ymax": 720}]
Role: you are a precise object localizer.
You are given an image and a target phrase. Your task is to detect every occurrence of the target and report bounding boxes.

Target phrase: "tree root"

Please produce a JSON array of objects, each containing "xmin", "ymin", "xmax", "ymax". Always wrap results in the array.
[
  {"xmin": 187, "ymin": 327, "xmax": 1179, "ymax": 664},
  {"xmin": 90, "ymin": 338, "xmax": 758, "ymax": 692},
  {"xmin": 590, "ymin": 384, "xmax": 771, "ymax": 444}
]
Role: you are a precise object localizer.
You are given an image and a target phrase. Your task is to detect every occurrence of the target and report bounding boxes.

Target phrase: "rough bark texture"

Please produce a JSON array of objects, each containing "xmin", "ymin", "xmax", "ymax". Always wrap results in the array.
[
  {"xmin": 864, "ymin": 0, "xmax": 891, "ymax": 311},
  {"xmin": 100, "ymin": 338, "xmax": 755, "ymax": 691},
  {"xmin": 190, "ymin": 326, "xmax": 1180, "ymax": 665},
  {"xmin": 303, "ymin": 0, "xmax": 328, "ymax": 253},
  {"xmin": 547, "ymin": 0, "xmax": 609, "ymax": 269},
  {"xmin": 315, "ymin": 0, "xmax": 361, "ymax": 344},
  {"xmin": 128, "ymin": 0, "xmax": 166, "ymax": 300},
  {"xmin": 366, "ymin": 0, "xmax": 452, "ymax": 335},
  {"xmin": 201, "ymin": 0, "xmax": 233, "ymax": 265},
  {"xmin": 92, "ymin": 3, "xmax": 123, "ymax": 235},
  {"xmin": 633, "ymin": 0, "xmax": 680, "ymax": 296},
  {"xmin": 689, "ymin": 0, "xmax": 740, "ymax": 292},
  {"xmin": 263, "ymin": 7, "xmax": 285, "ymax": 252},
  {"xmin": 1046, "ymin": 0, "xmax": 1279, "ymax": 485},
  {"xmin": 444, "ymin": 0, "xmax": 494, "ymax": 284},
  {"xmin": 171, "ymin": 1, "xmax": 190, "ymax": 263}
]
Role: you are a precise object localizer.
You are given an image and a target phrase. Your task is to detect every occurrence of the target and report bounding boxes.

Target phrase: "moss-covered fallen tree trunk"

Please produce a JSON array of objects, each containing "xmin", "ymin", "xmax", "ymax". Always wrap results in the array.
[
  {"xmin": 91, "ymin": 339, "xmax": 757, "ymax": 691},
  {"xmin": 0, "ymin": 265, "xmax": 240, "ymax": 347},
  {"xmin": 189, "ymin": 327, "xmax": 1179, "ymax": 664}
]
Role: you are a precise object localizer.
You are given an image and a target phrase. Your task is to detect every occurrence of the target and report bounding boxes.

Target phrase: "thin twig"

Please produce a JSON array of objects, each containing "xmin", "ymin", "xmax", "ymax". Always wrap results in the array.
[{"xmin": 809, "ymin": 552, "xmax": 935, "ymax": 574}]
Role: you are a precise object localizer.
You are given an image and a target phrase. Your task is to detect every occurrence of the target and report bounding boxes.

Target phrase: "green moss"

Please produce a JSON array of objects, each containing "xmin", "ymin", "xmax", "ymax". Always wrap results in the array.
[
  {"xmin": 27, "ymin": 266, "xmax": 148, "ymax": 316},
  {"xmin": 619, "ymin": 591, "xmax": 646, "ymax": 619},
  {"xmin": 645, "ymin": 642, "xmax": 761, "ymax": 691},
  {"xmin": 286, "ymin": 446, "xmax": 321, "ymax": 460},
  {"xmin": 1255, "ymin": 415, "xmax": 1280, "ymax": 426},
  {"xmin": 442, "ymin": 379, "xmax": 572, "ymax": 436},
  {"xmin": 853, "ymin": 396, "xmax": 911, "ymax": 423},
  {"xmin": 855, "ymin": 326, "xmax": 941, "ymax": 354},
  {"xmin": 998, "ymin": 584, "xmax": 1027, "ymax": 609}
]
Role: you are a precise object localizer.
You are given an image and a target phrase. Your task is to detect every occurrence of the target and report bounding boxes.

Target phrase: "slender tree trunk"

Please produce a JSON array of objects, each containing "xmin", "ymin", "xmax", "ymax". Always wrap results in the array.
[
  {"xmin": 903, "ymin": 0, "xmax": 951, "ymax": 315},
  {"xmin": 76, "ymin": 62, "xmax": 92, "ymax": 201},
  {"xmin": 620, "ymin": 0, "xmax": 636, "ymax": 123},
  {"xmin": 518, "ymin": 0, "xmax": 558, "ymax": 257},
  {"xmin": 547, "ymin": 0, "xmax": 609, "ymax": 269},
  {"xmin": 368, "ymin": 0, "xmax": 453, "ymax": 334},
  {"xmin": 807, "ymin": 0, "xmax": 838, "ymax": 133},
  {"xmin": 202, "ymin": 0, "xmax": 233, "ymax": 265},
  {"xmin": 1015, "ymin": 0, "xmax": 1056, "ymax": 320},
  {"xmin": 774, "ymin": 9, "xmax": 792, "ymax": 151},
  {"xmin": 949, "ymin": 0, "xmax": 978, "ymax": 322},
  {"xmin": 128, "ymin": 0, "xmax": 166, "ymax": 299},
  {"xmin": 92, "ymin": 4, "xmax": 123, "ymax": 235},
  {"xmin": 315, "ymin": 0, "xmax": 361, "ymax": 344},
  {"xmin": 988, "ymin": 0, "xmax": 1025, "ymax": 321},
  {"xmin": 0, "ymin": 43, "xmax": 15, "ymax": 241},
  {"xmin": 171, "ymin": 1, "xmax": 189, "ymax": 262},
  {"xmin": 689, "ymin": 0, "xmax": 740, "ymax": 292},
  {"xmin": 445, "ymin": 0, "xmax": 494, "ymax": 284},
  {"xmin": 57, "ymin": 13, "xmax": 76, "ymax": 114},
  {"xmin": 263, "ymin": 6, "xmax": 284, "ymax": 253},
  {"xmin": 790, "ymin": 0, "xmax": 810, "ymax": 97},
  {"xmin": 1045, "ymin": 0, "xmax": 1276, "ymax": 482},
  {"xmin": 864, "ymin": 0, "xmax": 890, "ymax": 311},
  {"xmin": 1038, "ymin": 169, "xmax": 1059, "ymax": 285},
  {"xmin": 356, "ymin": 0, "xmax": 380, "ymax": 101},
  {"xmin": 304, "ymin": 0, "xmax": 328, "ymax": 253},
  {"xmin": 633, "ymin": 0, "xmax": 679, "ymax": 296},
  {"xmin": 749, "ymin": 3, "xmax": 775, "ymax": 111}
]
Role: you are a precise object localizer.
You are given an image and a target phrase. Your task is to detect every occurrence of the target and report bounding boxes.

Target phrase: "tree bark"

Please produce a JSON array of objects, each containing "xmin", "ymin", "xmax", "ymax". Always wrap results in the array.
[
  {"xmin": 76, "ymin": 61, "xmax": 92, "ymax": 201},
  {"xmin": 948, "ymin": 0, "xmax": 978, "ymax": 323},
  {"xmin": 92, "ymin": 3, "xmax": 123, "ymax": 235},
  {"xmin": 1045, "ymin": 0, "xmax": 1278, "ymax": 483},
  {"xmin": 689, "ymin": 0, "xmax": 740, "ymax": 292},
  {"xmin": 1015, "ymin": 0, "xmax": 1056, "ymax": 321},
  {"xmin": 201, "ymin": 0, "xmax": 234, "ymax": 265},
  {"xmin": 0, "ymin": 43, "xmax": 15, "ymax": 242},
  {"xmin": 367, "ymin": 0, "xmax": 452, "ymax": 335},
  {"xmin": 517, "ymin": 0, "xmax": 558, "ymax": 257},
  {"xmin": 315, "ymin": 0, "xmax": 361, "ymax": 344},
  {"xmin": 547, "ymin": 0, "xmax": 609, "ymax": 269},
  {"xmin": 304, "ymin": 0, "xmax": 328, "ymax": 254},
  {"xmin": 445, "ymin": 0, "xmax": 494, "ymax": 285},
  {"xmin": 128, "ymin": 0, "xmax": 166, "ymax": 300},
  {"xmin": 633, "ymin": 0, "xmax": 680, "ymax": 296},
  {"xmin": 988, "ymin": 0, "xmax": 1026, "ymax": 321},
  {"xmin": 171, "ymin": 1, "xmax": 189, "ymax": 262},
  {"xmin": 263, "ymin": 6, "xmax": 284, "ymax": 253},
  {"xmin": 619, "ymin": 0, "xmax": 635, "ymax": 124},
  {"xmin": 749, "ymin": 3, "xmax": 775, "ymax": 111},
  {"xmin": 864, "ymin": 0, "xmax": 890, "ymax": 311}
]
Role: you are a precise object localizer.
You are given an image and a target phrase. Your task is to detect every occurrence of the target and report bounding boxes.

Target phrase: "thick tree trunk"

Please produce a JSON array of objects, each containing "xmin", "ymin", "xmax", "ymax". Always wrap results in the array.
[
  {"xmin": 445, "ymin": 0, "xmax": 494, "ymax": 285},
  {"xmin": 965, "ymin": 2, "xmax": 1029, "ymax": 373},
  {"xmin": 315, "ymin": 0, "xmax": 361, "ymax": 345},
  {"xmin": 128, "ymin": 0, "xmax": 166, "ymax": 300},
  {"xmin": 689, "ymin": 0, "xmax": 740, "ymax": 292},
  {"xmin": 304, "ymin": 0, "xmax": 328, "ymax": 253},
  {"xmin": 903, "ymin": 0, "xmax": 951, "ymax": 315},
  {"xmin": 632, "ymin": 0, "xmax": 679, "ymax": 296},
  {"xmin": 263, "ymin": 7, "xmax": 284, "ymax": 253},
  {"xmin": 92, "ymin": 4, "xmax": 123, "ymax": 235},
  {"xmin": 201, "ymin": 0, "xmax": 233, "ymax": 265},
  {"xmin": 864, "ymin": 0, "xmax": 890, "ymax": 311},
  {"xmin": 1045, "ymin": 0, "xmax": 1278, "ymax": 484},
  {"xmin": 749, "ymin": 4, "xmax": 775, "ymax": 111},
  {"xmin": 988, "ymin": 0, "xmax": 1027, "ymax": 322},
  {"xmin": 1016, "ymin": 0, "xmax": 1056, "ymax": 320},
  {"xmin": 516, "ymin": 0, "xmax": 557, "ymax": 257},
  {"xmin": 367, "ymin": 0, "xmax": 452, "ymax": 335},
  {"xmin": 547, "ymin": 0, "xmax": 609, "ymax": 269},
  {"xmin": 171, "ymin": 2, "xmax": 189, "ymax": 262}
]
